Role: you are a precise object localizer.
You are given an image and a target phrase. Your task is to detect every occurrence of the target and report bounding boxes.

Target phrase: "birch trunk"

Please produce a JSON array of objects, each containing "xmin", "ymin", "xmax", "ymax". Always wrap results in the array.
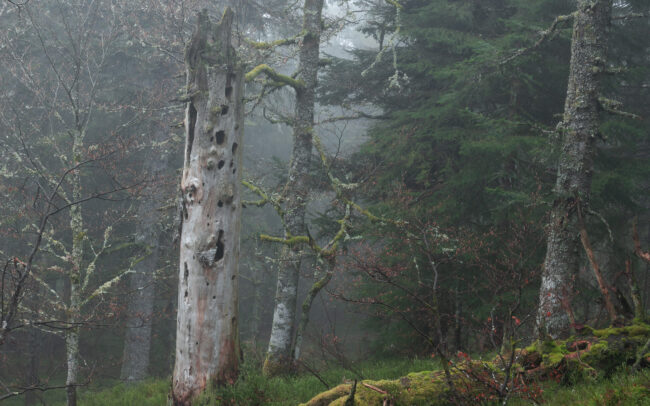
[
  {"xmin": 263, "ymin": 0, "xmax": 324, "ymax": 377},
  {"xmin": 172, "ymin": 9, "xmax": 243, "ymax": 405},
  {"xmin": 537, "ymin": 0, "xmax": 612, "ymax": 338},
  {"xmin": 120, "ymin": 124, "xmax": 170, "ymax": 382}
]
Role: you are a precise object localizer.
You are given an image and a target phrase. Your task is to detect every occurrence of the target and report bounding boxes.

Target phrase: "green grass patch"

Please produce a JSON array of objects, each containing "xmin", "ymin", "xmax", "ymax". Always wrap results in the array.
[
  {"xmin": 30, "ymin": 360, "xmax": 649, "ymax": 405},
  {"xmin": 40, "ymin": 357, "xmax": 439, "ymax": 406},
  {"xmin": 74, "ymin": 380, "xmax": 170, "ymax": 406}
]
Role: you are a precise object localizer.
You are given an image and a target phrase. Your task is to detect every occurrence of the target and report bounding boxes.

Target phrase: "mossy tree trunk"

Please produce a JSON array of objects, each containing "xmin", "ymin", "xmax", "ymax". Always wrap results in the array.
[
  {"xmin": 264, "ymin": 0, "xmax": 324, "ymax": 377},
  {"xmin": 537, "ymin": 0, "xmax": 612, "ymax": 339},
  {"xmin": 172, "ymin": 8, "xmax": 244, "ymax": 405}
]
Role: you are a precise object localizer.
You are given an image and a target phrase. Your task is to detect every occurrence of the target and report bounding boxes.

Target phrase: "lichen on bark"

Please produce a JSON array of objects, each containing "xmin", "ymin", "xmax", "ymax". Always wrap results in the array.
[{"xmin": 536, "ymin": 0, "xmax": 613, "ymax": 339}]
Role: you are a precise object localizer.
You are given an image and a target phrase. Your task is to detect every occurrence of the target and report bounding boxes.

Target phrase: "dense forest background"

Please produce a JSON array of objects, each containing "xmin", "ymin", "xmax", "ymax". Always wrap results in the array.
[{"xmin": 0, "ymin": 0, "xmax": 648, "ymax": 405}]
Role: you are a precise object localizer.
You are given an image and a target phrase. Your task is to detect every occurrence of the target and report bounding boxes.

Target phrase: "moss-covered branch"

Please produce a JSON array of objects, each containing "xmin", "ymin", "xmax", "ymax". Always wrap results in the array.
[
  {"xmin": 302, "ymin": 323, "xmax": 650, "ymax": 405},
  {"xmin": 313, "ymin": 133, "xmax": 403, "ymax": 228},
  {"xmin": 245, "ymin": 64, "xmax": 304, "ymax": 90},
  {"xmin": 312, "ymin": 134, "xmax": 358, "ymax": 194},
  {"xmin": 242, "ymin": 179, "xmax": 285, "ymax": 219},
  {"xmin": 245, "ymin": 31, "xmax": 305, "ymax": 50},
  {"xmin": 321, "ymin": 205, "xmax": 351, "ymax": 258},
  {"xmin": 242, "ymin": 180, "xmax": 269, "ymax": 203}
]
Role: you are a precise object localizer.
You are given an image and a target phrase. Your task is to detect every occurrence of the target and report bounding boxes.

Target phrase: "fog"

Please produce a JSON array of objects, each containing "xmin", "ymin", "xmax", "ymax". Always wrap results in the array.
[{"xmin": 1, "ymin": 0, "xmax": 648, "ymax": 405}]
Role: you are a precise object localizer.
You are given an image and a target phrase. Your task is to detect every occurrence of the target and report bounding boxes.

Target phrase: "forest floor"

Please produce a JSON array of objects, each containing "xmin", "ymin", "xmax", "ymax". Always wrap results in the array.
[{"xmin": 7, "ymin": 354, "xmax": 648, "ymax": 405}]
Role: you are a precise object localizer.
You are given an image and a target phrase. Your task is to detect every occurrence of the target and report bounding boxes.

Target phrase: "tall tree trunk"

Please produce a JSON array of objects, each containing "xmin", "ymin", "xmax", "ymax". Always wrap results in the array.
[
  {"xmin": 120, "ymin": 124, "xmax": 170, "ymax": 383},
  {"xmin": 536, "ymin": 0, "xmax": 612, "ymax": 338},
  {"xmin": 172, "ymin": 9, "xmax": 243, "ymax": 405},
  {"xmin": 65, "ymin": 327, "xmax": 79, "ymax": 406},
  {"xmin": 263, "ymin": 0, "xmax": 324, "ymax": 377},
  {"xmin": 66, "ymin": 135, "xmax": 84, "ymax": 406}
]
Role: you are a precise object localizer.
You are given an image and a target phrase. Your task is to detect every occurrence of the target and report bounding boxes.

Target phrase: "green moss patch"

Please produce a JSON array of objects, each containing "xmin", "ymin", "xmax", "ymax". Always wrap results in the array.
[{"xmin": 302, "ymin": 323, "xmax": 650, "ymax": 405}]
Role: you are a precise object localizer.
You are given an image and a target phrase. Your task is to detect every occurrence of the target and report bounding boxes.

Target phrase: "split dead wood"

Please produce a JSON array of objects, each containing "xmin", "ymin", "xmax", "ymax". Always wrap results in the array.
[
  {"xmin": 577, "ymin": 205, "xmax": 617, "ymax": 322},
  {"xmin": 361, "ymin": 382, "xmax": 387, "ymax": 395},
  {"xmin": 633, "ymin": 220, "xmax": 650, "ymax": 264}
]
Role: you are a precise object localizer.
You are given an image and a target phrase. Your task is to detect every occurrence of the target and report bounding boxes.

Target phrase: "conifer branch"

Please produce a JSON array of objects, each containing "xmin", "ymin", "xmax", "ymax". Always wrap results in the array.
[
  {"xmin": 501, "ymin": 12, "xmax": 576, "ymax": 65},
  {"xmin": 598, "ymin": 97, "xmax": 642, "ymax": 120}
]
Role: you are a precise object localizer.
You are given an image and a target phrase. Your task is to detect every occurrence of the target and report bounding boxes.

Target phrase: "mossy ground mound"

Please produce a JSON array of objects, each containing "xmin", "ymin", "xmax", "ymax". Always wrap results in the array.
[
  {"xmin": 301, "ymin": 323, "xmax": 650, "ymax": 405},
  {"xmin": 300, "ymin": 370, "xmax": 461, "ymax": 406}
]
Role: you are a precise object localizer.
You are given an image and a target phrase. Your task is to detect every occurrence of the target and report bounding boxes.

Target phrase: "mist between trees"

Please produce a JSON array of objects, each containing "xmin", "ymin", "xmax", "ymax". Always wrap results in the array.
[{"xmin": 0, "ymin": 0, "xmax": 649, "ymax": 405}]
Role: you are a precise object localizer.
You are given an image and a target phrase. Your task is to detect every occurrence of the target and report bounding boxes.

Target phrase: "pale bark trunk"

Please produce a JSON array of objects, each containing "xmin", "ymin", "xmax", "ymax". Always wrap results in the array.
[
  {"xmin": 120, "ymin": 124, "xmax": 170, "ymax": 382},
  {"xmin": 172, "ymin": 9, "xmax": 243, "ymax": 405},
  {"xmin": 66, "ymin": 136, "xmax": 84, "ymax": 406},
  {"xmin": 65, "ymin": 327, "xmax": 79, "ymax": 406},
  {"xmin": 264, "ymin": 0, "xmax": 324, "ymax": 377},
  {"xmin": 537, "ymin": 0, "xmax": 612, "ymax": 338}
]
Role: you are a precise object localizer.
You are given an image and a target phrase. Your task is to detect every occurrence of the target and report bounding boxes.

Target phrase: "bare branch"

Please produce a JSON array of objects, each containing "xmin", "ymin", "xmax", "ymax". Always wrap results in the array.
[{"xmin": 612, "ymin": 12, "xmax": 650, "ymax": 21}]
